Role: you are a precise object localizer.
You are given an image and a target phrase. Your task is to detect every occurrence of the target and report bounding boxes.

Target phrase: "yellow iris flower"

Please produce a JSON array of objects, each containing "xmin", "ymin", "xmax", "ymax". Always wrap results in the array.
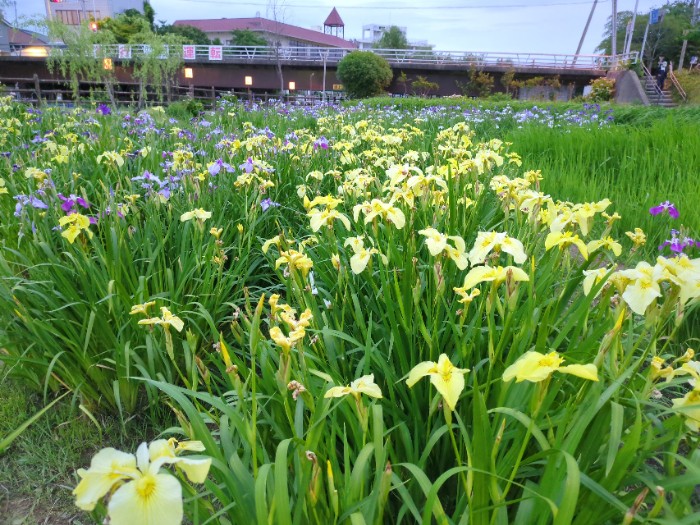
[
  {"xmin": 418, "ymin": 228, "xmax": 469, "ymax": 270},
  {"xmin": 130, "ymin": 301, "xmax": 156, "ymax": 316},
  {"xmin": 275, "ymin": 249, "xmax": 314, "ymax": 276},
  {"xmin": 325, "ymin": 374, "xmax": 383, "ymax": 400},
  {"xmin": 180, "ymin": 208, "xmax": 212, "ymax": 222},
  {"xmin": 625, "ymin": 228, "xmax": 647, "ymax": 248},
  {"xmin": 59, "ymin": 213, "xmax": 93, "ymax": 244},
  {"xmin": 406, "ymin": 354, "xmax": 469, "ymax": 411},
  {"xmin": 460, "ymin": 265, "xmax": 529, "ymax": 290},
  {"xmin": 73, "ymin": 440, "xmax": 210, "ymax": 525},
  {"xmin": 467, "ymin": 231, "xmax": 527, "ymax": 266},
  {"xmin": 308, "ymin": 207, "xmax": 351, "ymax": 232},
  {"xmin": 545, "ymin": 231, "xmax": 589, "ymax": 260},
  {"xmin": 138, "ymin": 307, "xmax": 185, "ymax": 333},
  {"xmin": 615, "ymin": 261, "xmax": 674, "ymax": 315},
  {"xmin": 586, "ymin": 236, "xmax": 622, "ymax": 257},
  {"xmin": 503, "ymin": 351, "xmax": 598, "ymax": 383}
]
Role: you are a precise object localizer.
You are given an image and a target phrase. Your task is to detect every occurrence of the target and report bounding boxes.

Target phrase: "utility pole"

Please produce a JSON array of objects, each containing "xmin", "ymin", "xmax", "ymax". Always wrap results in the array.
[
  {"xmin": 611, "ymin": 0, "xmax": 618, "ymax": 66},
  {"xmin": 679, "ymin": 0, "xmax": 699, "ymax": 70},
  {"xmin": 573, "ymin": 0, "xmax": 598, "ymax": 65},
  {"xmin": 624, "ymin": 0, "xmax": 640, "ymax": 56}
]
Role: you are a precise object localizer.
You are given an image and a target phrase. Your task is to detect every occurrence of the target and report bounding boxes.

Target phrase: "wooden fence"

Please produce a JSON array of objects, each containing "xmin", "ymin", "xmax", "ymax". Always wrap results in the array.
[{"xmin": 0, "ymin": 74, "xmax": 344, "ymax": 107}]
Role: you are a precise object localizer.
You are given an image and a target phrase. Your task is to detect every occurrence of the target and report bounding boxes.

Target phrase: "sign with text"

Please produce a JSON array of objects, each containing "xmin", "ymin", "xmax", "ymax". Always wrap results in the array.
[
  {"xmin": 183, "ymin": 45, "xmax": 196, "ymax": 60},
  {"xmin": 118, "ymin": 45, "xmax": 131, "ymax": 59},
  {"xmin": 208, "ymin": 46, "xmax": 223, "ymax": 61}
]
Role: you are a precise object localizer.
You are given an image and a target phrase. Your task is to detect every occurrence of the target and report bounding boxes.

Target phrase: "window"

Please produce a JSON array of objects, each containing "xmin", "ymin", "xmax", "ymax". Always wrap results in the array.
[{"xmin": 56, "ymin": 10, "xmax": 83, "ymax": 25}]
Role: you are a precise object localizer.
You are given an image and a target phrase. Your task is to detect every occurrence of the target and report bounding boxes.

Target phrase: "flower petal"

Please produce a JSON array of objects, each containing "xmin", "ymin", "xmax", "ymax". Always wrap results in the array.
[
  {"xmin": 406, "ymin": 361, "xmax": 437, "ymax": 388},
  {"xmin": 108, "ymin": 473, "xmax": 183, "ymax": 525}
]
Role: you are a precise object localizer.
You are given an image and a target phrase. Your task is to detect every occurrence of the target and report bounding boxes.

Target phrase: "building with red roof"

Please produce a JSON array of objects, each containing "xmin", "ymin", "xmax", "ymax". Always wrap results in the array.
[{"xmin": 174, "ymin": 10, "xmax": 355, "ymax": 49}]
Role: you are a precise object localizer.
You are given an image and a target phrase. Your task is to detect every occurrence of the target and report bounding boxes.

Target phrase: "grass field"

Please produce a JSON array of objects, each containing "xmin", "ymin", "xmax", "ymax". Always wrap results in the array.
[{"xmin": 1, "ymin": 96, "xmax": 699, "ymax": 525}]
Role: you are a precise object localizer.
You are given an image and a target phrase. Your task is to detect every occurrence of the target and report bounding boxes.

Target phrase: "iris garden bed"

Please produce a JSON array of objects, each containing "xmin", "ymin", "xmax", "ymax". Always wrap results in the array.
[{"xmin": 0, "ymin": 96, "xmax": 699, "ymax": 524}]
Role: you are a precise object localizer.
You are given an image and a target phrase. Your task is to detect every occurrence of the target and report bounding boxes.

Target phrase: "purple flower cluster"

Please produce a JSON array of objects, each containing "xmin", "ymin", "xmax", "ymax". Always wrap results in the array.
[
  {"xmin": 260, "ymin": 198, "xmax": 280, "ymax": 212},
  {"xmin": 14, "ymin": 193, "xmax": 48, "ymax": 216},
  {"xmin": 97, "ymin": 104, "xmax": 112, "ymax": 116},
  {"xmin": 649, "ymin": 201, "xmax": 679, "ymax": 219},
  {"xmin": 659, "ymin": 229, "xmax": 699, "ymax": 254},
  {"xmin": 58, "ymin": 193, "xmax": 90, "ymax": 214},
  {"xmin": 131, "ymin": 170, "xmax": 180, "ymax": 201}
]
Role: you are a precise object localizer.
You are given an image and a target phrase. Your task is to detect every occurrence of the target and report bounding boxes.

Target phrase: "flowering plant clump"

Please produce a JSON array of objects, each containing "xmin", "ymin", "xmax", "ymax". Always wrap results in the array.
[
  {"xmin": 0, "ymin": 94, "xmax": 698, "ymax": 524},
  {"xmin": 73, "ymin": 439, "xmax": 211, "ymax": 525}
]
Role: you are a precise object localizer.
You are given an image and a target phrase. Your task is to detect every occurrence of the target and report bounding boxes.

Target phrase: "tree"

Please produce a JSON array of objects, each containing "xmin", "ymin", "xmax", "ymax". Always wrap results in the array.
[
  {"xmin": 46, "ymin": 20, "xmax": 119, "ymax": 105},
  {"xmin": 374, "ymin": 26, "xmax": 409, "ymax": 49},
  {"xmin": 98, "ymin": 10, "xmax": 151, "ymax": 44},
  {"xmin": 596, "ymin": 2, "xmax": 699, "ymax": 68},
  {"xmin": 411, "ymin": 75, "xmax": 439, "ymax": 97},
  {"xmin": 143, "ymin": 1, "xmax": 156, "ymax": 32},
  {"xmin": 128, "ymin": 30, "xmax": 185, "ymax": 107},
  {"xmin": 158, "ymin": 23, "xmax": 210, "ymax": 45},
  {"xmin": 337, "ymin": 51, "xmax": 393, "ymax": 98},
  {"xmin": 230, "ymin": 29, "xmax": 268, "ymax": 47}
]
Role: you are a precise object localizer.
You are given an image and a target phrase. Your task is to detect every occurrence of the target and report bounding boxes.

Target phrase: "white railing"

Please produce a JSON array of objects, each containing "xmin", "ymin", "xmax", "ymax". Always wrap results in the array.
[{"xmin": 16, "ymin": 44, "xmax": 639, "ymax": 70}]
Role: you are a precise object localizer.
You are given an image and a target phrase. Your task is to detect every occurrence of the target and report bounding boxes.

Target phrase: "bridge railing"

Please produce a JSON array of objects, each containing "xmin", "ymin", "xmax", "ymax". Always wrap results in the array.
[{"xmin": 37, "ymin": 44, "xmax": 637, "ymax": 70}]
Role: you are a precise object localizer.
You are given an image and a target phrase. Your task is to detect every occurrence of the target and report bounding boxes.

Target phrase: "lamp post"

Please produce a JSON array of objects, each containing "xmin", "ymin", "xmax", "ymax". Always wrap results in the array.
[{"xmin": 245, "ymin": 75, "xmax": 253, "ymax": 103}]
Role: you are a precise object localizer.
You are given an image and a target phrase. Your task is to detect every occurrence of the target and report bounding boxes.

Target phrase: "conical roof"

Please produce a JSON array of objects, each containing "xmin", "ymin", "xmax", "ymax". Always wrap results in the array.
[{"xmin": 324, "ymin": 7, "xmax": 344, "ymax": 27}]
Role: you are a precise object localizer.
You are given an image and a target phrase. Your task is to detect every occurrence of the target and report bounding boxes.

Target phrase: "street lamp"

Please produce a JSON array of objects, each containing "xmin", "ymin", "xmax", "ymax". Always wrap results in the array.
[{"xmin": 244, "ymin": 76, "xmax": 253, "ymax": 103}]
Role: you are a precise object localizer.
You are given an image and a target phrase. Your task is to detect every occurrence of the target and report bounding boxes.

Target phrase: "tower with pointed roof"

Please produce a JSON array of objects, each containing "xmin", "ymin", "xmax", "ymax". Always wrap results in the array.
[{"xmin": 324, "ymin": 7, "xmax": 344, "ymax": 39}]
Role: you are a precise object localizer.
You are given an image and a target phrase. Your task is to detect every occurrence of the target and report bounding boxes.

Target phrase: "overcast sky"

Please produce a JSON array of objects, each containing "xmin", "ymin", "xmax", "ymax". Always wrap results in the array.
[{"xmin": 9, "ymin": 0, "xmax": 669, "ymax": 54}]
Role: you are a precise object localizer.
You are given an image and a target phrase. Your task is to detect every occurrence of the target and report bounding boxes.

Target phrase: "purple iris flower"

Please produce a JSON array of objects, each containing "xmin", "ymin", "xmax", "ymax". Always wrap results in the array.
[
  {"xmin": 649, "ymin": 201, "xmax": 679, "ymax": 219},
  {"xmin": 240, "ymin": 157, "xmax": 255, "ymax": 173},
  {"xmin": 314, "ymin": 136, "xmax": 329, "ymax": 150},
  {"xmin": 58, "ymin": 193, "xmax": 90, "ymax": 213},
  {"xmin": 260, "ymin": 198, "xmax": 280, "ymax": 212},
  {"xmin": 208, "ymin": 159, "xmax": 223, "ymax": 176},
  {"xmin": 658, "ymin": 229, "xmax": 698, "ymax": 254},
  {"xmin": 14, "ymin": 194, "xmax": 49, "ymax": 217},
  {"xmin": 97, "ymin": 103, "xmax": 112, "ymax": 116}
]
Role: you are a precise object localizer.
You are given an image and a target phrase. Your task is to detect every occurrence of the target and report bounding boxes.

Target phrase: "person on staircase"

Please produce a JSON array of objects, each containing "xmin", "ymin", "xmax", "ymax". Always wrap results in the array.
[{"xmin": 656, "ymin": 58, "xmax": 668, "ymax": 90}]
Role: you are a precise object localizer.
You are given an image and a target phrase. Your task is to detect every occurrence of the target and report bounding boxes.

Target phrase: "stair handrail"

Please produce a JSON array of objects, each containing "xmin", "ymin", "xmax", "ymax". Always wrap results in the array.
[
  {"xmin": 642, "ymin": 64, "xmax": 664, "ymax": 98},
  {"xmin": 668, "ymin": 63, "xmax": 687, "ymax": 102}
]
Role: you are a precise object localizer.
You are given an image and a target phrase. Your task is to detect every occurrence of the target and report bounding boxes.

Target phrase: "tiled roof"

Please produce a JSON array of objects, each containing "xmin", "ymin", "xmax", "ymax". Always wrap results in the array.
[
  {"xmin": 324, "ymin": 8, "xmax": 344, "ymax": 27},
  {"xmin": 174, "ymin": 17, "xmax": 355, "ymax": 48},
  {"xmin": 9, "ymin": 28, "xmax": 50, "ymax": 46}
]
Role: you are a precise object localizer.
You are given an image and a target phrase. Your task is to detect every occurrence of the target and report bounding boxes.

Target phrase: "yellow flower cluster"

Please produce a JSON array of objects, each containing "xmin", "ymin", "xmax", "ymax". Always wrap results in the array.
[{"xmin": 268, "ymin": 294, "xmax": 313, "ymax": 353}]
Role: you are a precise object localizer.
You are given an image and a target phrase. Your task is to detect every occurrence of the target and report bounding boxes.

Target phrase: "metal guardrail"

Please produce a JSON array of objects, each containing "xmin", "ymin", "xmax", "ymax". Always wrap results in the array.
[
  {"xmin": 668, "ymin": 64, "xmax": 687, "ymax": 102},
  {"xmin": 30, "ymin": 44, "xmax": 638, "ymax": 71},
  {"xmin": 642, "ymin": 64, "xmax": 664, "ymax": 99}
]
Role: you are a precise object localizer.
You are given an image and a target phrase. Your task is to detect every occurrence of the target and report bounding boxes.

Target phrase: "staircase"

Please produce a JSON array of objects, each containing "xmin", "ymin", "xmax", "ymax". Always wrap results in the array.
[
  {"xmin": 643, "ymin": 77, "xmax": 677, "ymax": 107},
  {"xmin": 641, "ymin": 65, "xmax": 677, "ymax": 107}
]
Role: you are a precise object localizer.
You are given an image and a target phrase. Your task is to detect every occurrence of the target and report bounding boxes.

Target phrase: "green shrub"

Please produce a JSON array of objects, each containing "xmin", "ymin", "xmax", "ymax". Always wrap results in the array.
[
  {"xmin": 586, "ymin": 77, "xmax": 615, "ymax": 102},
  {"xmin": 337, "ymin": 51, "xmax": 393, "ymax": 98}
]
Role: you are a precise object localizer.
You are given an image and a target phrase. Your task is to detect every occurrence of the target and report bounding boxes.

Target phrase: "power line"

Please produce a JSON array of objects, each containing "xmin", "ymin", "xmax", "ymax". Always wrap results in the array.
[{"xmin": 178, "ymin": 0, "xmax": 611, "ymax": 10}]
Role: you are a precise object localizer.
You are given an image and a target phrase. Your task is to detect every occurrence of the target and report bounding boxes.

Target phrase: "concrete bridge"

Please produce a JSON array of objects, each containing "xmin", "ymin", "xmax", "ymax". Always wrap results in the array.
[{"xmin": 0, "ymin": 45, "xmax": 638, "ymax": 99}]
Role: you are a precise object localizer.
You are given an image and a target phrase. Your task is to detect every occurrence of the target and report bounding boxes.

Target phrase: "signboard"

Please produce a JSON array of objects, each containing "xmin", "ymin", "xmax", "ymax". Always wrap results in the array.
[
  {"xmin": 650, "ymin": 9, "xmax": 665, "ymax": 25},
  {"xmin": 183, "ymin": 45, "xmax": 196, "ymax": 60},
  {"xmin": 208, "ymin": 46, "xmax": 223, "ymax": 61},
  {"xmin": 118, "ymin": 44, "xmax": 131, "ymax": 59}
]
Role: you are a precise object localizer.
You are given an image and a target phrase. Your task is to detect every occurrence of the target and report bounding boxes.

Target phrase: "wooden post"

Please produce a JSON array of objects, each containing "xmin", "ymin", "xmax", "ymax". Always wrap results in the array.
[
  {"xmin": 33, "ymin": 74, "xmax": 42, "ymax": 107},
  {"xmin": 211, "ymin": 86, "xmax": 216, "ymax": 104}
]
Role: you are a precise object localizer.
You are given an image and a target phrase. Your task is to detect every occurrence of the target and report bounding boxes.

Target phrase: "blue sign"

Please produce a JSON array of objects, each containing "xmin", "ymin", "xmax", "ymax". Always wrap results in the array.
[{"xmin": 650, "ymin": 9, "xmax": 659, "ymax": 24}]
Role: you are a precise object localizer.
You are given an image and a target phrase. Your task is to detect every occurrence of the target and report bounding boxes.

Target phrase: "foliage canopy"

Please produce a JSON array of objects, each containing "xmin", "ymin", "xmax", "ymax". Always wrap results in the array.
[
  {"xmin": 374, "ymin": 25, "xmax": 409, "ymax": 49},
  {"xmin": 337, "ymin": 51, "xmax": 393, "ymax": 98},
  {"xmin": 230, "ymin": 29, "xmax": 268, "ymax": 47}
]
